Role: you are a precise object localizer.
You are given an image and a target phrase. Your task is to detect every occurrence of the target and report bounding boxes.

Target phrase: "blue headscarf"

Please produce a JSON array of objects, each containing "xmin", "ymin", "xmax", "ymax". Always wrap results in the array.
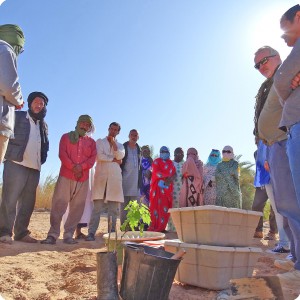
[
  {"xmin": 206, "ymin": 149, "xmax": 221, "ymax": 166},
  {"xmin": 160, "ymin": 146, "xmax": 170, "ymax": 160}
]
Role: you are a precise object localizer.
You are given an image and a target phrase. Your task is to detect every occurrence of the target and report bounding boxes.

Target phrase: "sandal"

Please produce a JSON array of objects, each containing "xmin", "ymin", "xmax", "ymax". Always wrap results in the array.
[
  {"xmin": 63, "ymin": 238, "xmax": 78, "ymax": 245},
  {"xmin": 40, "ymin": 236, "xmax": 56, "ymax": 245}
]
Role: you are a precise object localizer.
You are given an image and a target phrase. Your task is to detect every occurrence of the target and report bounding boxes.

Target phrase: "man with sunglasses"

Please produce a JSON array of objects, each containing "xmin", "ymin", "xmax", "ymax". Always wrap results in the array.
[
  {"xmin": 270, "ymin": 4, "xmax": 300, "ymax": 282},
  {"xmin": 254, "ymin": 46, "xmax": 291, "ymax": 255}
]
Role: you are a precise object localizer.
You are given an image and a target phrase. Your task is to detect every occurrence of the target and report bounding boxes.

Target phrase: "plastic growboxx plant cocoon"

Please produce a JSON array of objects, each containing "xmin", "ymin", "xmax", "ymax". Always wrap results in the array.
[
  {"xmin": 164, "ymin": 240, "xmax": 262, "ymax": 290},
  {"xmin": 168, "ymin": 205, "xmax": 262, "ymax": 246}
]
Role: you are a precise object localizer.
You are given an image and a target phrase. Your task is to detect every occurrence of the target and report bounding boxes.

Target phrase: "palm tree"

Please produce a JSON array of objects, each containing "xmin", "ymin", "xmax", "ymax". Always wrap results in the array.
[{"xmin": 235, "ymin": 154, "xmax": 255, "ymax": 210}]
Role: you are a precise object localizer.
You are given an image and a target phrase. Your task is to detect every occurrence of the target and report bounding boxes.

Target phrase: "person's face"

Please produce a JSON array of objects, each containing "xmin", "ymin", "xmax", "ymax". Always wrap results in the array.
[
  {"xmin": 187, "ymin": 149, "xmax": 198, "ymax": 161},
  {"xmin": 174, "ymin": 149, "xmax": 184, "ymax": 162},
  {"xmin": 129, "ymin": 130, "xmax": 139, "ymax": 143},
  {"xmin": 280, "ymin": 14, "xmax": 300, "ymax": 47},
  {"xmin": 254, "ymin": 50, "xmax": 280, "ymax": 79},
  {"xmin": 142, "ymin": 148, "xmax": 150, "ymax": 158},
  {"xmin": 78, "ymin": 121, "xmax": 91, "ymax": 132},
  {"xmin": 108, "ymin": 124, "xmax": 120, "ymax": 137},
  {"xmin": 30, "ymin": 97, "xmax": 45, "ymax": 114}
]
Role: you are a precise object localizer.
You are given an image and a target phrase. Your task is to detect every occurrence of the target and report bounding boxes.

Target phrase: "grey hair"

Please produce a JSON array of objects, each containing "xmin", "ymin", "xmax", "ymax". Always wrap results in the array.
[{"xmin": 254, "ymin": 46, "xmax": 279, "ymax": 57}]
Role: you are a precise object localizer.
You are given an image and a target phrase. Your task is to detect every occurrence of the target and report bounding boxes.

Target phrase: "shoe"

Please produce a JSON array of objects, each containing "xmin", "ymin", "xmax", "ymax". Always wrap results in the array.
[
  {"xmin": 75, "ymin": 232, "xmax": 86, "ymax": 240},
  {"xmin": 277, "ymin": 269, "xmax": 300, "ymax": 282},
  {"xmin": 0, "ymin": 235, "xmax": 12, "ymax": 244},
  {"xmin": 286, "ymin": 253, "xmax": 294, "ymax": 260},
  {"xmin": 274, "ymin": 259, "xmax": 294, "ymax": 271},
  {"xmin": 17, "ymin": 234, "xmax": 38, "ymax": 243},
  {"xmin": 40, "ymin": 236, "xmax": 56, "ymax": 245},
  {"xmin": 271, "ymin": 245, "xmax": 290, "ymax": 253},
  {"xmin": 253, "ymin": 231, "xmax": 263, "ymax": 238},
  {"xmin": 264, "ymin": 232, "xmax": 276, "ymax": 240},
  {"xmin": 85, "ymin": 233, "xmax": 95, "ymax": 241},
  {"xmin": 63, "ymin": 238, "xmax": 78, "ymax": 245}
]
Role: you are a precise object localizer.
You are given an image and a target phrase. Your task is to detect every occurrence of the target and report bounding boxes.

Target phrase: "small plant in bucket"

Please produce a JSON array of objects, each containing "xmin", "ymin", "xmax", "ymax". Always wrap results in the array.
[{"xmin": 120, "ymin": 199, "xmax": 151, "ymax": 235}]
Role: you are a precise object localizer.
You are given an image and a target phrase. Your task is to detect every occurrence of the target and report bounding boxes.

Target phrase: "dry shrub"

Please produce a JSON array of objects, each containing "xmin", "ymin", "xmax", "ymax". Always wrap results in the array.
[{"xmin": 35, "ymin": 174, "xmax": 58, "ymax": 210}]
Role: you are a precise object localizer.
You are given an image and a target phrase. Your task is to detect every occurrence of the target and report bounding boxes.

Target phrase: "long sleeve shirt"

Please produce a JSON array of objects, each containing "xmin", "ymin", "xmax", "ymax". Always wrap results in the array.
[
  {"xmin": 274, "ymin": 38, "xmax": 300, "ymax": 129},
  {"xmin": 59, "ymin": 133, "xmax": 96, "ymax": 182}
]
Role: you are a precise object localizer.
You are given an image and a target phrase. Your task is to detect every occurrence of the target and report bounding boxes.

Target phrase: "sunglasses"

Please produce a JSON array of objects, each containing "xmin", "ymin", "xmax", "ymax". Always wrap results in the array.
[
  {"xmin": 222, "ymin": 150, "xmax": 232, "ymax": 154},
  {"xmin": 160, "ymin": 150, "xmax": 169, "ymax": 153},
  {"xmin": 254, "ymin": 55, "xmax": 276, "ymax": 70},
  {"xmin": 210, "ymin": 154, "xmax": 218, "ymax": 157}
]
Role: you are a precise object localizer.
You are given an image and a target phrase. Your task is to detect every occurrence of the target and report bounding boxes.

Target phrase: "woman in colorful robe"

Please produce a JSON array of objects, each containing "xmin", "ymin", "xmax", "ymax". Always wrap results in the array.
[
  {"xmin": 179, "ymin": 148, "xmax": 204, "ymax": 207},
  {"xmin": 203, "ymin": 149, "xmax": 222, "ymax": 205},
  {"xmin": 139, "ymin": 145, "xmax": 153, "ymax": 207},
  {"xmin": 148, "ymin": 146, "xmax": 176, "ymax": 232},
  {"xmin": 215, "ymin": 145, "xmax": 242, "ymax": 208}
]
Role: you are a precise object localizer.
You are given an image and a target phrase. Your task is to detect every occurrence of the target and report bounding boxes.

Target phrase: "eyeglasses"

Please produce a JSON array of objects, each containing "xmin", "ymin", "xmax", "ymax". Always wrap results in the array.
[
  {"xmin": 254, "ymin": 55, "xmax": 276, "ymax": 70},
  {"xmin": 222, "ymin": 150, "xmax": 232, "ymax": 154}
]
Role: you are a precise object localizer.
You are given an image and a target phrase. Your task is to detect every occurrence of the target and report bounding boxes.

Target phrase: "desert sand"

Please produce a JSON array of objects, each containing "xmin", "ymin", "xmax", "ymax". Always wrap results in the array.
[{"xmin": 0, "ymin": 211, "xmax": 299, "ymax": 300}]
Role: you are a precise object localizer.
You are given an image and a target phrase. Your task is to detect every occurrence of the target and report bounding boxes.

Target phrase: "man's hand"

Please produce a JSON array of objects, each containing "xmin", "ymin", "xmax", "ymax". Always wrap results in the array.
[
  {"xmin": 15, "ymin": 101, "xmax": 24, "ymax": 110},
  {"xmin": 73, "ymin": 164, "xmax": 83, "ymax": 180},
  {"xmin": 291, "ymin": 72, "xmax": 300, "ymax": 90},
  {"xmin": 112, "ymin": 158, "xmax": 122, "ymax": 165},
  {"xmin": 107, "ymin": 136, "xmax": 118, "ymax": 151}
]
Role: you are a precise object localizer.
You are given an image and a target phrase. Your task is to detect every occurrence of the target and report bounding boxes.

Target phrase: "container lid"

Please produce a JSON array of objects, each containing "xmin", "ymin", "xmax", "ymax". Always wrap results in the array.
[
  {"xmin": 164, "ymin": 240, "xmax": 262, "ymax": 253},
  {"xmin": 168, "ymin": 205, "xmax": 262, "ymax": 217}
]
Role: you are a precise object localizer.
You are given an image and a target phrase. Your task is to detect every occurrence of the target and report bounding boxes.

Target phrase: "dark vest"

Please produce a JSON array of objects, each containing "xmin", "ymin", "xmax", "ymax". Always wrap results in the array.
[{"xmin": 5, "ymin": 111, "xmax": 49, "ymax": 165}]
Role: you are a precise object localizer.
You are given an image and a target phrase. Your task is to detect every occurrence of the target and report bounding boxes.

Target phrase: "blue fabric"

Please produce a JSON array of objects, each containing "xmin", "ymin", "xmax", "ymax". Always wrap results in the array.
[
  {"xmin": 269, "ymin": 138, "xmax": 300, "ymax": 270},
  {"xmin": 159, "ymin": 146, "xmax": 170, "ymax": 160},
  {"xmin": 254, "ymin": 140, "xmax": 270, "ymax": 187},
  {"xmin": 206, "ymin": 149, "xmax": 222, "ymax": 166},
  {"xmin": 158, "ymin": 179, "xmax": 168, "ymax": 189}
]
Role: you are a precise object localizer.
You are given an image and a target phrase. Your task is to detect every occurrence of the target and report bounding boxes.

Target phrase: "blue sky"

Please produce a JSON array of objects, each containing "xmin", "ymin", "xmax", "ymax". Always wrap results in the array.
[{"xmin": 0, "ymin": 0, "xmax": 297, "ymax": 181}]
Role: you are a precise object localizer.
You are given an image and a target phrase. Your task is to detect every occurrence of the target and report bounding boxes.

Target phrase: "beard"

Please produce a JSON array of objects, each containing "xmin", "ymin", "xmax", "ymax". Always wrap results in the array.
[{"xmin": 28, "ymin": 107, "xmax": 47, "ymax": 121}]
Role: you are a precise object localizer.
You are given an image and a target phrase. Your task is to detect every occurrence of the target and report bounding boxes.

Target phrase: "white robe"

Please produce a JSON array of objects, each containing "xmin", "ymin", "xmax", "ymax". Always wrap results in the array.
[{"xmin": 92, "ymin": 137, "xmax": 125, "ymax": 203}]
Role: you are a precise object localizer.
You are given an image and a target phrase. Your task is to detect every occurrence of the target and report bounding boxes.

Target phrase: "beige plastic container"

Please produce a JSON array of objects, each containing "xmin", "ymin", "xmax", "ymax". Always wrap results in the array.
[
  {"xmin": 164, "ymin": 240, "xmax": 262, "ymax": 290},
  {"xmin": 169, "ymin": 205, "xmax": 262, "ymax": 246}
]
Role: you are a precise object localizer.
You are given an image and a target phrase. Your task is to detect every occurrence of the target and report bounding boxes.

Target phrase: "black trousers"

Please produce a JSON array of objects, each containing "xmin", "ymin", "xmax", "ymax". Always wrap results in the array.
[{"xmin": 252, "ymin": 187, "xmax": 278, "ymax": 233}]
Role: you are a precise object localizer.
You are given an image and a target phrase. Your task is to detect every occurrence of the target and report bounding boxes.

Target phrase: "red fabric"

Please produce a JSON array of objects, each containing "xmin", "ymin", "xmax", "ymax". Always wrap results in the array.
[
  {"xmin": 58, "ymin": 133, "xmax": 97, "ymax": 182},
  {"xmin": 148, "ymin": 158, "xmax": 176, "ymax": 232}
]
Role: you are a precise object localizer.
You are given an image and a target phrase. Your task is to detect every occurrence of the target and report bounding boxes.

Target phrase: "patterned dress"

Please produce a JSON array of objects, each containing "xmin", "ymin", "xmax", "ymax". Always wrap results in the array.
[
  {"xmin": 167, "ymin": 160, "xmax": 184, "ymax": 231},
  {"xmin": 215, "ymin": 159, "xmax": 242, "ymax": 208},
  {"xmin": 203, "ymin": 164, "xmax": 218, "ymax": 205},
  {"xmin": 139, "ymin": 156, "xmax": 152, "ymax": 207},
  {"xmin": 149, "ymin": 158, "xmax": 176, "ymax": 232}
]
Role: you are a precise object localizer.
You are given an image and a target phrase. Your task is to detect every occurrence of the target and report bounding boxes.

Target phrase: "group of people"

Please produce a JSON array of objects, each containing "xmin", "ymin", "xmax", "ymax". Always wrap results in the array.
[
  {"xmin": 1, "ymin": 3, "xmax": 300, "ymax": 284},
  {"xmin": 0, "ymin": 24, "xmax": 50, "ymax": 244},
  {"xmin": 0, "ymin": 24, "xmax": 242, "ymax": 246},
  {"xmin": 250, "ymin": 4, "xmax": 300, "ymax": 283},
  {"xmin": 148, "ymin": 145, "xmax": 242, "ymax": 232}
]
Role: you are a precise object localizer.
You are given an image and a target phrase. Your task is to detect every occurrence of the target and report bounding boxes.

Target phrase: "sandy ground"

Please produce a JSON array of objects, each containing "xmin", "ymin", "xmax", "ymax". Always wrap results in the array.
[{"xmin": 0, "ymin": 211, "xmax": 299, "ymax": 300}]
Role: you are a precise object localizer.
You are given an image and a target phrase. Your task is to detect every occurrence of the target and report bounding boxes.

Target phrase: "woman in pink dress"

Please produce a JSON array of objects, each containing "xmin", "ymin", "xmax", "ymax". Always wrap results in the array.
[{"xmin": 179, "ymin": 148, "xmax": 204, "ymax": 207}]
